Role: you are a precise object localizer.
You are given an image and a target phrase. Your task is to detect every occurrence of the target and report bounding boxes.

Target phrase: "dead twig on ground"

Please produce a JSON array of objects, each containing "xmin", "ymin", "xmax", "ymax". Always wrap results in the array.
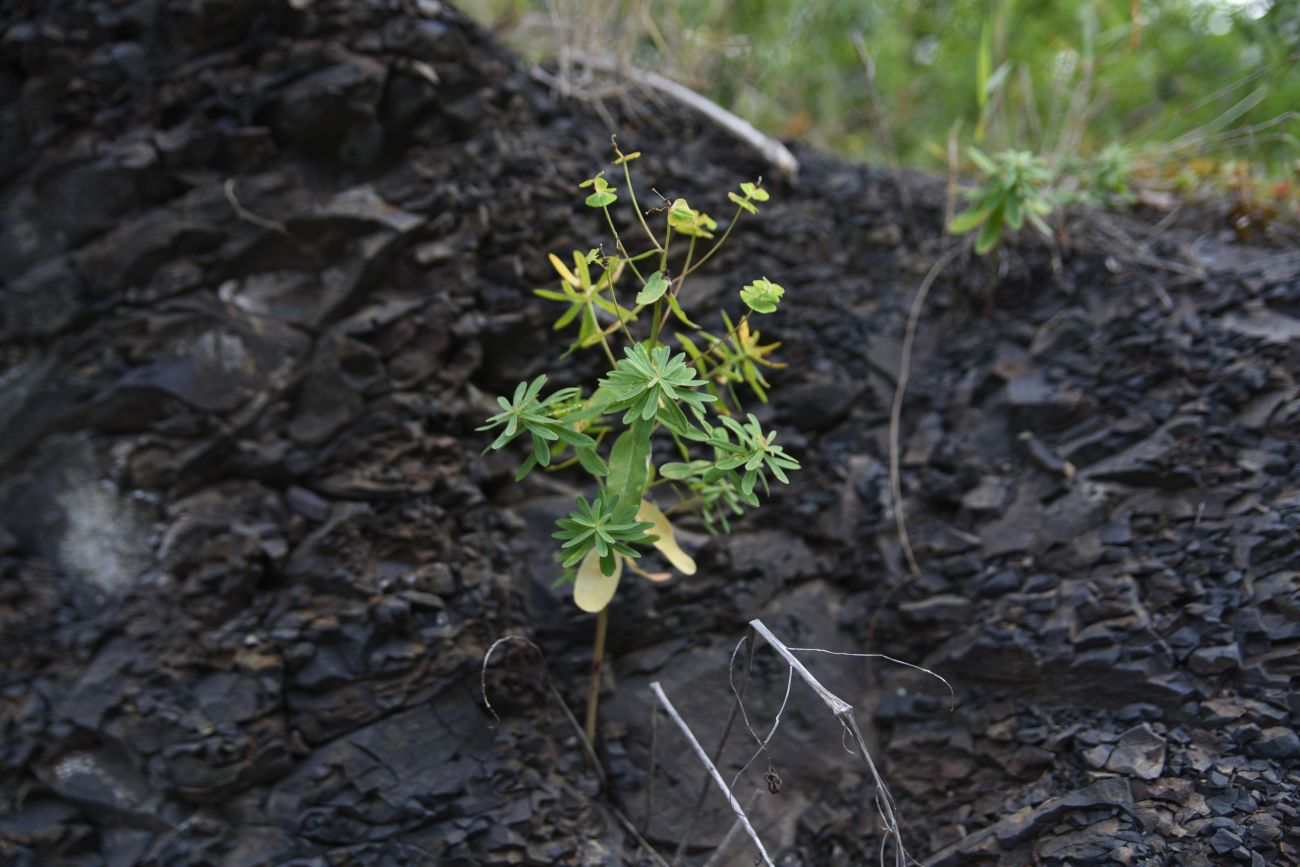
[
  {"xmin": 671, "ymin": 629, "xmax": 758, "ymax": 864},
  {"xmin": 889, "ymin": 244, "xmax": 966, "ymax": 583},
  {"xmin": 700, "ymin": 790, "xmax": 764, "ymax": 867},
  {"xmin": 223, "ymin": 178, "xmax": 291, "ymax": 236},
  {"xmin": 650, "ymin": 681, "xmax": 776, "ymax": 867},
  {"xmin": 748, "ymin": 619, "xmax": 909, "ymax": 866}
]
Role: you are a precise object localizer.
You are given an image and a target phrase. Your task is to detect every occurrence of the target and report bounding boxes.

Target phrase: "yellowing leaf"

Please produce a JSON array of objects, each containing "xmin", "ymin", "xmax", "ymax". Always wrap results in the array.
[
  {"xmin": 549, "ymin": 253, "xmax": 580, "ymax": 287},
  {"xmin": 574, "ymin": 548, "xmax": 622, "ymax": 612},
  {"xmin": 636, "ymin": 499, "xmax": 696, "ymax": 575}
]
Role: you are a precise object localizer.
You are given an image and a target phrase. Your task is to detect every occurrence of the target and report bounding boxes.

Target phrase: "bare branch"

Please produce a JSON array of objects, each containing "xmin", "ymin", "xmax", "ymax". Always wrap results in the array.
[
  {"xmin": 650, "ymin": 681, "xmax": 776, "ymax": 867},
  {"xmin": 748, "ymin": 619, "xmax": 909, "ymax": 866}
]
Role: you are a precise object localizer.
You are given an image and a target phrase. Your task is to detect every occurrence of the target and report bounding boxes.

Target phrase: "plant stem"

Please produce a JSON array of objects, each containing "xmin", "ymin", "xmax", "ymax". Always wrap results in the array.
[
  {"xmin": 604, "ymin": 206, "xmax": 647, "ymax": 283},
  {"xmin": 889, "ymin": 244, "xmax": 964, "ymax": 583},
  {"xmin": 622, "ymin": 160, "xmax": 663, "ymax": 252},
  {"xmin": 590, "ymin": 302, "xmax": 619, "ymax": 368},
  {"xmin": 584, "ymin": 606, "xmax": 610, "ymax": 743},
  {"xmin": 683, "ymin": 205, "xmax": 743, "ymax": 276},
  {"xmin": 657, "ymin": 236, "xmax": 697, "ymax": 337},
  {"xmin": 649, "ymin": 299, "xmax": 663, "ymax": 346}
]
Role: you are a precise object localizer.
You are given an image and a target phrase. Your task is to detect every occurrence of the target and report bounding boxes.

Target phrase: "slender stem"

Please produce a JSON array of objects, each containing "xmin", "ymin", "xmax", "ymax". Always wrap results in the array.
[
  {"xmin": 590, "ymin": 302, "xmax": 619, "ymax": 368},
  {"xmin": 650, "ymin": 298, "xmax": 664, "ymax": 346},
  {"xmin": 690, "ymin": 312, "xmax": 756, "ymax": 382},
  {"xmin": 889, "ymin": 244, "xmax": 963, "ymax": 582},
  {"xmin": 622, "ymin": 161, "xmax": 663, "ymax": 252},
  {"xmin": 603, "ymin": 278, "xmax": 637, "ymax": 346},
  {"xmin": 584, "ymin": 605, "xmax": 611, "ymax": 743},
  {"xmin": 663, "ymin": 495, "xmax": 702, "ymax": 514},
  {"xmin": 660, "ymin": 220, "xmax": 673, "ymax": 273},
  {"xmin": 604, "ymin": 206, "xmax": 647, "ymax": 284},
  {"xmin": 657, "ymin": 236, "xmax": 698, "ymax": 337},
  {"xmin": 679, "ymin": 236, "xmax": 697, "ymax": 294},
  {"xmin": 683, "ymin": 205, "xmax": 744, "ymax": 276}
]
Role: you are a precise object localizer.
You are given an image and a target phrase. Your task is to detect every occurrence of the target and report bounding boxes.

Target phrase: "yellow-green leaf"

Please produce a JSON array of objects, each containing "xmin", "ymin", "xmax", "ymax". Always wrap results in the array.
[
  {"xmin": 636, "ymin": 499, "xmax": 696, "ymax": 575},
  {"xmin": 574, "ymin": 548, "xmax": 622, "ymax": 612},
  {"xmin": 549, "ymin": 253, "xmax": 580, "ymax": 287}
]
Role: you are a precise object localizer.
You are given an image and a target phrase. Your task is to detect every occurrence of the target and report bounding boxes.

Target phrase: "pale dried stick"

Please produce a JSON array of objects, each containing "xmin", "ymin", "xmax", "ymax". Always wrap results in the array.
[
  {"xmin": 570, "ymin": 52, "xmax": 799, "ymax": 177},
  {"xmin": 748, "ymin": 619, "xmax": 908, "ymax": 866},
  {"xmin": 650, "ymin": 681, "xmax": 776, "ymax": 867},
  {"xmin": 890, "ymin": 243, "xmax": 965, "ymax": 581},
  {"xmin": 700, "ymin": 790, "xmax": 764, "ymax": 867}
]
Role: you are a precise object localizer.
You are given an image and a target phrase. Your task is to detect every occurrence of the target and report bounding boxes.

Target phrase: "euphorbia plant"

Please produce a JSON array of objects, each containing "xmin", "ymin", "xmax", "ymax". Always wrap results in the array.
[{"xmin": 479, "ymin": 140, "xmax": 799, "ymax": 741}]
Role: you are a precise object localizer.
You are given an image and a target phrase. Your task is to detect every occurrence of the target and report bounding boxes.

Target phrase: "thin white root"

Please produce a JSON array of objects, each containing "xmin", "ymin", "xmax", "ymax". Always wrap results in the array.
[{"xmin": 649, "ymin": 681, "xmax": 776, "ymax": 867}]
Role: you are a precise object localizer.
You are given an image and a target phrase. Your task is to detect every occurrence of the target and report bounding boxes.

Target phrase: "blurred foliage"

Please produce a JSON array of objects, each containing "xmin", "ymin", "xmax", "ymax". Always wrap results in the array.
[{"xmin": 467, "ymin": 0, "xmax": 1297, "ymax": 204}]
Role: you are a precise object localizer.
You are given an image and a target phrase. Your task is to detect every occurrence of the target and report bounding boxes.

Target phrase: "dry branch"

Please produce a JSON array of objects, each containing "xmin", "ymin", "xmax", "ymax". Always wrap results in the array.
[
  {"xmin": 571, "ymin": 53, "xmax": 799, "ymax": 178},
  {"xmin": 747, "ymin": 619, "xmax": 909, "ymax": 866},
  {"xmin": 649, "ymin": 681, "xmax": 776, "ymax": 867}
]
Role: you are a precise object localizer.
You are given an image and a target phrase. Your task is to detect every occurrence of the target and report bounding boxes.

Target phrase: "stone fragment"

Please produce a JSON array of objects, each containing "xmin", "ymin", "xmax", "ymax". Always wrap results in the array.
[{"xmin": 1105, "ymin": 724, "xmax": 1167, "ymax": 780}]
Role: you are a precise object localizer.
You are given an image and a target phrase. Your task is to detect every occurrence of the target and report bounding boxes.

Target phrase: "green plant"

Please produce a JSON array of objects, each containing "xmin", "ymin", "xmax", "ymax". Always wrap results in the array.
[
  {"xmin": 1084, "ymin": 143, "xmax": 1137, "ymax": 206},
  {"xmin": 948, "ymin": 147, "xmax": 1055, "ymax": 254},
  {"xmin": 479, "ymin": 140, "xmax": 799, "ymax": 740}
]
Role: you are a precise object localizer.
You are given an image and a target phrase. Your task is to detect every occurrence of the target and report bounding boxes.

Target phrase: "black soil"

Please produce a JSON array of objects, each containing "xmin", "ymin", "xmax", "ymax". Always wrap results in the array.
[{"xmin": 2, "ymin": 2, "xmax": 1298, "ymax": 865}]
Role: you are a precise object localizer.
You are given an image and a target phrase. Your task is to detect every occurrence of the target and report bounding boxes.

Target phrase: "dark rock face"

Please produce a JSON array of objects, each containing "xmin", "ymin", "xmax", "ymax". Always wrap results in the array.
[{"xmin": 2, "ymin": 1, "xmax": 1300, "ymax": 866}]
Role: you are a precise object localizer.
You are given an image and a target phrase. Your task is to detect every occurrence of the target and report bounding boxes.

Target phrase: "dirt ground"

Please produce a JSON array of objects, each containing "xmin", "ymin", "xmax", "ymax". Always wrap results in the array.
[{"xmin": 2, "ymin": 2, "xmax": 1298, "ymax": 865}]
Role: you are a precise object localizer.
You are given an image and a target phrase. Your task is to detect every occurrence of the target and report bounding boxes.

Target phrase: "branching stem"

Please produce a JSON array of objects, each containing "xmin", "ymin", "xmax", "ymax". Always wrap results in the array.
[{"xmin": 684, "ymin": 204, "xmax": 744, "ymax": 276}]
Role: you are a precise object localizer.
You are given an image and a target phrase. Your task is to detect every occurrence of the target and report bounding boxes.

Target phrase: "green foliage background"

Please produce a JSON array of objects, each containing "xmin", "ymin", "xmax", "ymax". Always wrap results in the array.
[{"xmin": 467, "ymin": 0, "xmax": 1298, "ymax": 178}]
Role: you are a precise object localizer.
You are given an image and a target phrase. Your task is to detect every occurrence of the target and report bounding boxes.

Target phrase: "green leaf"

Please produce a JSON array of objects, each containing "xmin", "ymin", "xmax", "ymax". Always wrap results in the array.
[
  {"xmin": 666, "ymin": 293, "xmax": 698, "ymax": 328},
  {"xmin": 599, "ymin": 343, "xmax": 715, "ymax": 429},
  {"xmin": 581, "ymin": 174, "xmax": 618, "ymax": 208},
  {"xmin": 606, "ymin": 422, "xmax": 651, "ymax": 514},
  {"xmin": 947, "ymin": 206, "xmax": 987, "ymax": 234},
  {"xmin": 1004, "ymin": 193, "xmax": 1024, "ymax": 230},
  {"xmin": 969, "ymin": 147, "xmax": 997, "ymax": 174},
  {"xmin": 514, "ymin": 453, "xmax": 538, "ymax": 481},
  {"xmin": 740, "ymin": 277, "xmax": 785, "ymax": 314},
  {"xmin": 667, "ymin": 198, "xmax": 718, "ymax": 238},
  {"xmin": 985, "ymin": 60, "xmax": 1011, "ymax": 98},
  {"xmin": 655, "ymin": 397, "xmax": 693, "ymax": 437},
  {"xmin": 1026, "ymin": 209, "xmax": 1053, "ymax": 238},
  {"xmin": 740, "ymin": 181, "xmax": 769, "ymax": 202},
  {"xmin": 660, "ymin": 460, "xmax": 711, "ymax": 480},
  {"xmin": 975, "ymin": 202, "xmax": 1004, "ymax": 254},
  {"xmin": 976, "ymin": 17, "xmax": 992, "ymax": 109},
  {"xmin": 728, "ymin": 191, "xmax": 758, "ymax": 214},
  {"xmin": 575, "ymin": 446, "xmax": 609, "ymax": 477},
  {"xmin": 636, "ymin": 271, "xmax": 670, "ymax": 305}
]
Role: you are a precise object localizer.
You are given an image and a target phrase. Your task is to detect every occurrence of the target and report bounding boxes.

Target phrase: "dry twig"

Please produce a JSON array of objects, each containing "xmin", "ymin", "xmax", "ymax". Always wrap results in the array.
[
  {"xmin": 748, "ymin": 619, "xmax": 909, "ymax": 866},
  {"xmin": 890, "ymin": 244, "xmax": 965, "ymax": 582},
  {"xmin": 650, "ymin": 681, "xmax": 776, "ymax": 867}
]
